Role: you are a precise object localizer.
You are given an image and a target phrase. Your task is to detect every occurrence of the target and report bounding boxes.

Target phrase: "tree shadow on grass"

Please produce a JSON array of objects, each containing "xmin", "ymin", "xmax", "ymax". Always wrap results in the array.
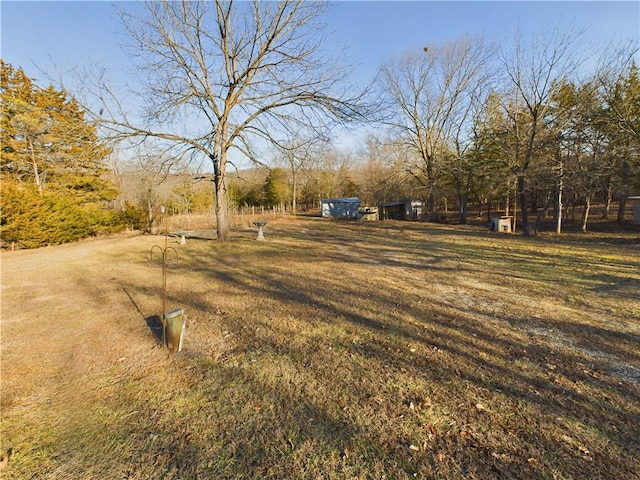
[
  {"xmin": 119, "ymin": 280, "xmax": 165, "ymax": 345},
  {"xmin": 145, "ymin": 314, "xmax": 164, "ymax": 345},
  {"xmin": 105, "ymin": 218, "xmax": 640, "ymax": 479}
]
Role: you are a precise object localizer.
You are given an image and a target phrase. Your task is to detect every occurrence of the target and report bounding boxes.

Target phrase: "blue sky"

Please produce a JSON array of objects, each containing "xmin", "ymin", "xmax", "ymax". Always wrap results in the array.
[
  {"xmin": 327, "ymin": 1, "xmax": 639, "ymax": 77},
  {"xmin": 2, "ymin": 1, "xmax": 638, "ymax": 84},
  {"xmin": 1, "ymin": 1, "xmax": 638, "ymax": 155}
]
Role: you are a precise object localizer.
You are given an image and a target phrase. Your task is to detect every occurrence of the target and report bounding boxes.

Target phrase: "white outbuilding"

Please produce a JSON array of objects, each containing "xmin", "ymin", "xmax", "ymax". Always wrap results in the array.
[
  {"xmin": 321, "ymin": 197, "xmax": 361, "ymax": 219},
  {"xmin": 628, "ymin": 196, "xmax": 640, "ymax": 225}
]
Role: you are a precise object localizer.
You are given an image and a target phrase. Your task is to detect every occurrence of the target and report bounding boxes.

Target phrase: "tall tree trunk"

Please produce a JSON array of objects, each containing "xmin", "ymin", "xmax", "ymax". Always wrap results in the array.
[
  {"xmin": 456, "ymin": 170, "xmax": 472, "ymax": 224},
  {"xmin": 213, "ymin": 150, "xmax": 231, "ymax": 242},
  {"xmin": 534, "ymin": 190, "xmax": 552, "ymax": 235},
  {"xmin": 617, "ymin": 198, "xmax": 626, "ymax": 222},
  {"xmin": 146, "ymin": 197, "xmax": 154, "ymax": 234},
  {"xmin": 427, "ymin": 191, "xmax": 438, "ymax": 221},
  {"xmin": 457, "ymin": 190, "xmax": 466, "ymax": 224},
  {"xmin": 556, "ymin": 161, "xmax": 563, "ymax": 234},
  {"xmin": 291, "ymin": 170, "xmax": 297, "ymax": 214},
  {"xmin": 486, "ymin": 198, "xmax": 491, "ymax": 223},
  {"xmin": 215, "ymin": 178, "xmax": 231, "ymax": 241},
  {"xmin": 603, "ymin": 179, "xmax": 612, "ymax": 219},
  {"xmin": 581, "ymin": 196, "xmax": 591, "ymax": 233},
  {"xmin": 518, "ymin": 175, "xmax": 531, "ymax": 235},
  {"xmin": 28, "ymin": 138, "xmax": 43, "ymax": 196},
  {"xmin": 455, "ymin": 180, "xmax": 463, "ymax": 223}
]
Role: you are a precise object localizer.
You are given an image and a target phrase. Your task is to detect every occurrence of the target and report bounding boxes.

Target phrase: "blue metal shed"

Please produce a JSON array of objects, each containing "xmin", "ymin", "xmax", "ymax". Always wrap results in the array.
[{"xmin": 321, "ymin": 197, "xmax": 361, "ymax": 219}]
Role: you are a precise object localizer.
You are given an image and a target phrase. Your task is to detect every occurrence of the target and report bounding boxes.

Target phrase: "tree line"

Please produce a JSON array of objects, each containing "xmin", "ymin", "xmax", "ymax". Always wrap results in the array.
[
  {"xmin": 373, "ymin": 40, "xmax": 640, "ymax": 234},
  {"xmin": 2, "ymin": 1, "xmax": 639, "ymax": 247}
]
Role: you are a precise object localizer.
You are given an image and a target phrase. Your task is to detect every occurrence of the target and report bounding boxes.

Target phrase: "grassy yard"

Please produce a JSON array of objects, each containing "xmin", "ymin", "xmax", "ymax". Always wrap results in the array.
[{"xmin": 1, "ymin": 217, "xmax": 639, "ymax": 479}]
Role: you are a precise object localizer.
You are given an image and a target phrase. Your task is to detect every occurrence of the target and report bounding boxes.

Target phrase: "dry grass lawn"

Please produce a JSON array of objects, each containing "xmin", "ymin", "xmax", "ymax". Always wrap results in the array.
[{"xmin": 1, "ymin": 216, "xmax": 639, "ymax": 479}]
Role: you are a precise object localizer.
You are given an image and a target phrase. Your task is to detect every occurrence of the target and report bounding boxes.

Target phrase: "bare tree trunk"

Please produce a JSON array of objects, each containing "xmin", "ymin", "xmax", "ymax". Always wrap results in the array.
[
  {"xmin": 213, "ymin": 150, "xmax": 231, "ymax": 241},
  {"xmin": 556, "ymin": 161, "xmax": 563, "ymax": 234},
  {"xmin": 456, "ymin": 170, "xmax": 472, "ymax": 224},
  {"xmin": 291, "ymin": 169, "xmax": 298, "ymax": 214},
  {"xmin": 28, "ymin": 138, "xmax": 43, "ymax": 196},
  {"xmin": 486, "ymin": 198, "xmax": 492, "ymax": 223},
  {"xmin": 603, "ymin": 179, "xmax": 612, "ymax": 219},
  {"xmin": 534, "ymin": 190, "xmax": 552, "ymax": 234},
  {"xmin": 518, "ymin": 176, "xmax": 531, "ymax": 235},
  {"xmin": 456, "ymin": 184, "xmax": 465, "ymax": 224},
  {"xmin": 617, "ymin": 197, "xmax": 626, "ymax": 222},
  {"xmin": 428, "ymin": 190, "xmax": 438, "ymax": 222},
  {"xmin": 215, "ymin": 180, "xmax": 231, "ymax": 241},
  {"xmin": 581, "ymin": 196, "xmax": 591, "ymax": 233},
  {"xmin": 146, "ymin": 196, "xmax": 156, "ymax": 234}
]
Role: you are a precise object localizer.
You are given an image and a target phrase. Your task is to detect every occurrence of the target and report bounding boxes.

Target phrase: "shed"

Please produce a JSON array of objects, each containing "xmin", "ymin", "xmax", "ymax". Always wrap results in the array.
[
  {"xmin": 491, "ymin": 216, "xmax": 513, "ymax": 233},
  {"xmin": 379, "ymin": 198, "xmax": 425, "ymax": 221},
  {"xmin": 321, "ymin": 197, "xmax": 361, "ymax": 219},
  {"xmin": 629, "ymin": 196, "xmax": 640, "ymax": 225}
]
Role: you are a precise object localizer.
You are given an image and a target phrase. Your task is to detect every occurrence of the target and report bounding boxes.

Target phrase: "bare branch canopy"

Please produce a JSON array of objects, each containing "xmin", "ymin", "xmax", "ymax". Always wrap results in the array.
[{"xmin": 94, "ymin": 0, "xmax": 368, "ymax": 240}]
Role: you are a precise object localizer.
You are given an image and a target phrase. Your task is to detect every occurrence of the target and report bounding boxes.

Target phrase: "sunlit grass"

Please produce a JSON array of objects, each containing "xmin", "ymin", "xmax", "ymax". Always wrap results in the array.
[{"xmin": 1, "ymin": 217, "xmax": 639, "ymax": 479}]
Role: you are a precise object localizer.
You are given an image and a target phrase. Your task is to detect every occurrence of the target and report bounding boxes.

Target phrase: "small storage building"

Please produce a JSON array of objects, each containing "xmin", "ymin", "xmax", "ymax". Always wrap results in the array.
[
  {"xmin": 379, "ymin": 198, "xmax": 425, "ymax": 221},
  {"xmin": 321, "ymin": 197, "xmax": 361, "ymax": 219},
  {"xmin": 491, "ymin": 216, "xmax": 513, "ymax": 233},
  {"xmin": 629, "ymin": 196, "xmax": 640, "ymax": 225}
]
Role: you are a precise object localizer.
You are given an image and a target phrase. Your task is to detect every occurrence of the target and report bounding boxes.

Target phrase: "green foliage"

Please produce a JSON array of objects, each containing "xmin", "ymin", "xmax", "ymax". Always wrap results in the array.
[
  {"xmin": 228, "ymin": 177, "xmax": 264, "ymax": 207},
  {"xmin": 121, "ymin": 201, "xmax": 148, "ymax": 231},
  {"xmin": 263, "ymin": 167, "xmax": 290, "ymax": 207},
  {"xmin": 1, "ymin": 178, "xmax": 123, "ymax": 248},
  {"xmin": 0, "ymin": 60, "xmax": 122, "ymax": 247},
  {"xmin": 167, "ymin": 177, "xmax": 214, "ymax": 214},
  {"xmin": 336, "ymin": 167, "xmax": 361, "ymax": 198},
  {"xmin": 606, "ymin": 64, "xmax": 640, "ymax": 197}
]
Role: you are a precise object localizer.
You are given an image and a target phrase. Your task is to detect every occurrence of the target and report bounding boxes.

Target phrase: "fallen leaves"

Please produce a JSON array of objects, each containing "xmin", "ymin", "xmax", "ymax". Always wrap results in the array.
[
  {"xmin": 0, "ymin": 448, "xmax": 12, "ymax": 470},
  {"xmin": 560, "ymin": 434, "xmax": 594, "ymax": 461}
]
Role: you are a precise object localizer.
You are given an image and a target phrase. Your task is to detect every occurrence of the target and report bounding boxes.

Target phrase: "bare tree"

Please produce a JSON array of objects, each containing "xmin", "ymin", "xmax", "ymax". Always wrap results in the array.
[
  {"xmin": 595, "ymin": 41, "xmax": 640, "ymax": 139},
  {"xmin": 378, "ymin": 36, "xmax": 492, "ymax": 221},
  {"xmin": 595, "ymin": 43, "xmax": 640, "ymax": 221},
  {"xmin": 357, "ymin": 135, "xmax": 418, "ymax": 206},
  {"xmin": 87, "ymin": 1, "xmax": 366, "ymax": 241},
  {"xmin": 496, "ymin": 26, "xmax": 585, "ymax": 235},
  {"xmin": 447, "ymin": 84, "xmax": 495, "ymax": 224},
  {"xmin": 272, "ymin": 131, "xmax": 327, "ymax": 214}
]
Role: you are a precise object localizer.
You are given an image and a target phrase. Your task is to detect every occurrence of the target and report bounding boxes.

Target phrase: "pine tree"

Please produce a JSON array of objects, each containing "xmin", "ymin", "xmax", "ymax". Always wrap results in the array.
[
  {"xmin": 1, "ymin": 60, "xmax": 120, "ymax": 248},
  {"xmin": 263, "ymin": 168, "xmax": 291, "ymax": 208}
]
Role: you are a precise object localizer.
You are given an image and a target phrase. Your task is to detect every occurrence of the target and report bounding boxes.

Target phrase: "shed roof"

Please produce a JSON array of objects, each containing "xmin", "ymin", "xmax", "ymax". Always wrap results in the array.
[
  {"xmin": 321, "ymin": 197, "xmax": 361, "ymax": 203},
  {"xmin": 381, "ymin": 198, "xmax": 423, "ymax": 207}
]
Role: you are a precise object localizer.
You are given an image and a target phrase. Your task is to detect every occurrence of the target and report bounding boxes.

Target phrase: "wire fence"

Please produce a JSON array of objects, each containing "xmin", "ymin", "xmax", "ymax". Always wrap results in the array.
[{"xmin": 160, "ymin": 206, "xmax": 289, "ymax": 234}]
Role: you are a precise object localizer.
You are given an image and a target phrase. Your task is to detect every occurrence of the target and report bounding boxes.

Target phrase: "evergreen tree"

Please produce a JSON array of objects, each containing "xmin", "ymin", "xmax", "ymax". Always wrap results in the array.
[
  {"xmin": 1, "ymin": 60, "xmax": 120, "ymax": 248},
  {"xmin": 263, "ymin": 168, "xmax": 291, "ymax": 208}
]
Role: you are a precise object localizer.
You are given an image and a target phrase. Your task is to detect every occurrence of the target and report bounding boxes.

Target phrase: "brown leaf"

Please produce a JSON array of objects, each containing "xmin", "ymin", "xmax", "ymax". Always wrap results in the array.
[{"xmin": 561, "ymin": 435, "xmax": 575, "ymax": 445}]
